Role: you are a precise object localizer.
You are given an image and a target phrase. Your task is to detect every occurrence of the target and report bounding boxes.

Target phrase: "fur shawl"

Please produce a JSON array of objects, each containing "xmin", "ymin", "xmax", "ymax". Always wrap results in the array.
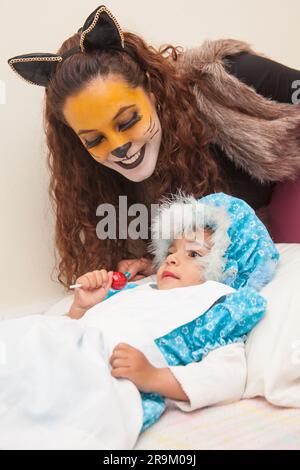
[{"xmin": 173, "ymin": 38, "xmax": 300, "ymax": 183}]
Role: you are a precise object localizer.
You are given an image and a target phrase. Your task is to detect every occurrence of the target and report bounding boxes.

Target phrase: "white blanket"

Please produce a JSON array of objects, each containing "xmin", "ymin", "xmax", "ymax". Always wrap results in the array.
[{"xmin": 0, "ymin": 280, "xmax": 233, "ymax": 450}]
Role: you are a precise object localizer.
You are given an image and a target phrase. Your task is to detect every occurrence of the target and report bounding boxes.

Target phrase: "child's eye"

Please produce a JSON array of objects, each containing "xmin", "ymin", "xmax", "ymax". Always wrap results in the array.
[{"xmin": 189, "ymin": 251, "xmax": 202, "ymax": 258}]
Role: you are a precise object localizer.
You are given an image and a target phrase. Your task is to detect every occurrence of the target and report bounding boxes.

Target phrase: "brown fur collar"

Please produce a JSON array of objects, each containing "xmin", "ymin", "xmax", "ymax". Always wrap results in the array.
[{"xmin": 174, "ymin": 38, "xmax": 300, "ymax": 182}]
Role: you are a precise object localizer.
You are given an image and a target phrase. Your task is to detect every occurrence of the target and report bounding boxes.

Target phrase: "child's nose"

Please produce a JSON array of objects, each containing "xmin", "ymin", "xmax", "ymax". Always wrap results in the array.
[{"xmin": 166, "ymin": 253, "xmax": 179, "ymax": 265}]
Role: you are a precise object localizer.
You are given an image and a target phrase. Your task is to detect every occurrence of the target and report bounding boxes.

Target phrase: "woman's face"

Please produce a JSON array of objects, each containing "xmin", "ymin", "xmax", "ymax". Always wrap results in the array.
[{"xmin": 63, "ymin": 75, "xmax": 162, "ymax": 182}]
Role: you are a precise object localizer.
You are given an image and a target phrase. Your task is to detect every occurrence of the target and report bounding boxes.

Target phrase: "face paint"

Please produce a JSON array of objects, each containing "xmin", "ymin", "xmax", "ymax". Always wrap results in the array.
[{"xmin": 63, "ymin": 76, "xmax": 162, "ymax": 182}]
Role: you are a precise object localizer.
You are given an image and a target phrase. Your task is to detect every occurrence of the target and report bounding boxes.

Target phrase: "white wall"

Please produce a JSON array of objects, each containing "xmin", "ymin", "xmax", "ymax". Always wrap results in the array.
[{"xmin": 1, "ymin": 0, "xmax": 299, "ymax": 310}]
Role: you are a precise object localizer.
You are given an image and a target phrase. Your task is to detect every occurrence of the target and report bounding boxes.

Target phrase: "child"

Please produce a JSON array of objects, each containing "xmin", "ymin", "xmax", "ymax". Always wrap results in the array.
[
  {"xmin": 0, "ymin": 192, "xmax": 279, "ymax": 449},
  {"xmin": 67, "ymin": 191, "xmax": 279, "ymax": 434}
]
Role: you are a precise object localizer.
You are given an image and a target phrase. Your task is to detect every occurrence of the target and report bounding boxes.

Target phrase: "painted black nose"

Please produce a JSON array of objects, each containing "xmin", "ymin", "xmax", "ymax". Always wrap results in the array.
[{"xmin": 111, "ymin": 142, "xmax": 132, "ymax": 158}]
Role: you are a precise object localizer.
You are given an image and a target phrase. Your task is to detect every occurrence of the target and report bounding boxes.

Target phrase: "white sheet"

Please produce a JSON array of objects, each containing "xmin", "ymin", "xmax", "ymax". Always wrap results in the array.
[
  {"xmin": 0, "ymin": 280, "xmax": 234, "ymax": 450},
  {"xmin": 0, "ymin": 314, "xmax": 142, "ymax": 449}
]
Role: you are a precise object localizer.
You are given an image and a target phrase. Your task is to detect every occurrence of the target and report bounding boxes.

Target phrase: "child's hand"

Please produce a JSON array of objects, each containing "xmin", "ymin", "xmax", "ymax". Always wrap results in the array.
[
  {"xmin": 117, "ymin": 257, "xmax": 154, "ymax": 281},
  {"xmin": 110, "ymin": 343, "xmax": 157, "ymax": 393},
  {"xmin": 70, "ymin": 269, "xmax": 114, "ymax": 317}
]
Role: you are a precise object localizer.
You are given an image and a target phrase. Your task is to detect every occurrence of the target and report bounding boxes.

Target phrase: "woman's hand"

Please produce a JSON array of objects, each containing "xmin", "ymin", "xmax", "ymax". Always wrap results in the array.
[
  {"xmin": 117, "ymin": 257, "xmax": 155, "ymax": 281},
  {"xmin": 68, "ymin": 269, "xmax": 113, "ymax": 319},
  {"xmin": 110, "ymin": 343, "xmax": 158, "ymax": 393}
]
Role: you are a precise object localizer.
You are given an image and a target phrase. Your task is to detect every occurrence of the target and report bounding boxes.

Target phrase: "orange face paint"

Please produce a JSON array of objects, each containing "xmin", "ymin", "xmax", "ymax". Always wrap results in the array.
[
  {"xmin": 64, "ymin": 78, "xmax": 153, "ymax": 154},
  {"xmin": 63, "ymin": 76, "xmax": 162, "ymax": 182}
]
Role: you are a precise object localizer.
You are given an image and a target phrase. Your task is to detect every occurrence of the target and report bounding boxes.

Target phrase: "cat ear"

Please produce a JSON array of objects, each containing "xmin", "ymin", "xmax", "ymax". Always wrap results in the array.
[
  {"xmin": 8, "ymin": 52, "xmax": 62, "ymax": 87},
  {"xmin": 7, "ymin": 5, "xmax": 126, "ymax": 87},
  {"xmin": 79, "ymin": 5, "xmax": 124, "ymax": 52}
]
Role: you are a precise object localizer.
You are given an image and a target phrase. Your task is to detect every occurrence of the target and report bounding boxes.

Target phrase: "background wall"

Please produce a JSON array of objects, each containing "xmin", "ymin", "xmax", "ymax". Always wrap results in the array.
[{"xmin": 1, "ymin": 0, "xmax": 299, "ymax": 311}]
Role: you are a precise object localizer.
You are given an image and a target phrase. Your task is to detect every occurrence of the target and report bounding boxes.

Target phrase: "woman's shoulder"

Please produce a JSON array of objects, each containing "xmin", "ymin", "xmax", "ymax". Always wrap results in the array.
[
  {"xmin": 175, "ymin": 38, "xmax": 299, "ymax": 104},
  {"xmin": 172, "ymin": 38, "xmax": 254, "ymax": 72},
  {"xmin": 223, "ymin": 51, "xmax": 300, "ymax": 104}
]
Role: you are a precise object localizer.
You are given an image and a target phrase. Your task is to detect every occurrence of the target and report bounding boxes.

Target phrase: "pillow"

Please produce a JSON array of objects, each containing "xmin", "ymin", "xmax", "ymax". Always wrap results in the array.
[{"xmin": 244, "ymin": 243, "xmax": 300, "ymax": 407}]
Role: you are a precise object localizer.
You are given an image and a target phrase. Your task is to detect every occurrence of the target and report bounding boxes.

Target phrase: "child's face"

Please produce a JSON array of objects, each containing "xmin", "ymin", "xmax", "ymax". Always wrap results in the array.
[{"xmin": 156, "ymin": 229, "xmax": 213, "ymax": 290}]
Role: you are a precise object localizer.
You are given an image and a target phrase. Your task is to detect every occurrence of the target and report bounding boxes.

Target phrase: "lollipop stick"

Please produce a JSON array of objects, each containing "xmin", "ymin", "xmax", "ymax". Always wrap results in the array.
[{"xmin": 69, "ymin": 272, "xmax": 131, "ymax": 290}]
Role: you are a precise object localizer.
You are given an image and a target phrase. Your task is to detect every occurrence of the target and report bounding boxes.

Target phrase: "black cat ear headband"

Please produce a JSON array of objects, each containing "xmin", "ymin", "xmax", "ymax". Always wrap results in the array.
[{"xmin": 7, "ymin": 5, "xmax": 148, "ymax": 87}]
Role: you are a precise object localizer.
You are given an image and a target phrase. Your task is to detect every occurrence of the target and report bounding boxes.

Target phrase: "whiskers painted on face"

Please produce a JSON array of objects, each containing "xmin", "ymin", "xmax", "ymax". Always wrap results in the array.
[
  {"xmin": 143, "ymin": 115, "xmax": 154, "ymax": 135},
  {"xmin": 150, "ymin": 128, "xmax": 160, "ymax": 141},
  {"xmin": 143, "ymin": 115, "xmax": 159, "ymax": 141}
]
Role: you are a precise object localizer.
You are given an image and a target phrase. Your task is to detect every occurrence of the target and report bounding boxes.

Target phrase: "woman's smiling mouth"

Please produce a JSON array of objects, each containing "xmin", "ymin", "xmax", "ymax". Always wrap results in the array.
[{"xmin": 115, "ymin": 144, "xmax": 146, "ymax": 169}]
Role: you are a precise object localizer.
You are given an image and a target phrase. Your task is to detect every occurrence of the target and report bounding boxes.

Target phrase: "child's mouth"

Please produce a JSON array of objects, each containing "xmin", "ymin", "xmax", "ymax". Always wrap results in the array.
[{"xmin": 162, "ymin": 271, "xmax": 180, "ymax": 279}]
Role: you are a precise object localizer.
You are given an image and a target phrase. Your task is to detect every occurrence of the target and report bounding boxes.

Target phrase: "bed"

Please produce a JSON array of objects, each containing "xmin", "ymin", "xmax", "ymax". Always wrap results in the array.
[
  {"xmin": 42, "ymin": 243, "xmax": 300, "ymax": 450},
  {"xmin": 135, "ymin": 397, "xmax": 300, "ymax": 450}
]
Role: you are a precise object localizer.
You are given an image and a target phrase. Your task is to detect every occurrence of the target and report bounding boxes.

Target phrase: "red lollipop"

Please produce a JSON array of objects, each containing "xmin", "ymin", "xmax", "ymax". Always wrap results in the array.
[{"xmin": 111, "ymin": 271, "xmax": 131, "ymax": 290}]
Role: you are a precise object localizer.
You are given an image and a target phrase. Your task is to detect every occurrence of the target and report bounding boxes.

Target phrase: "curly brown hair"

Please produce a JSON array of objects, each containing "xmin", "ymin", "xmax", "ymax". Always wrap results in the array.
[{"xmin": 44, "ymin": 30, "xmax": 226, "ymax": 290}]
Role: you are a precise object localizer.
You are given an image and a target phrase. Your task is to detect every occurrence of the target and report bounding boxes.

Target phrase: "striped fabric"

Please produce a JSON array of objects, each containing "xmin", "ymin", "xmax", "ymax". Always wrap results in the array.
[{"xmin": 135, "ymin": 398, "xmax": 300, "ymax": 450}]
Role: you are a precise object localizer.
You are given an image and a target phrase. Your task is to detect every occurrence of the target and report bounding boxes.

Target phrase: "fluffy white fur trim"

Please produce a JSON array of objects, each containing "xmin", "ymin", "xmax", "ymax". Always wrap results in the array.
[{"xmin": 148, "ymin": 191, "xmax": 232, "ymax": 282}]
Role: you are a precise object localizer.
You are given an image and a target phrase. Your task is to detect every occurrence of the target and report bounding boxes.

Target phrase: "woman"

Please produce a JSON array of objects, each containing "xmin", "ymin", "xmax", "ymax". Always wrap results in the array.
[{"xmin": 8, "ymin": 5, "xmax": 300, "ymax": 288}]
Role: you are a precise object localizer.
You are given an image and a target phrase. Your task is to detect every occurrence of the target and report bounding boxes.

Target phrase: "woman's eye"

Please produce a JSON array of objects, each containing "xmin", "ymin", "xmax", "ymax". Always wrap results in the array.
[
  {"xmin": 83, "ymin": 112, "xmax": 142, "ymax": 148},
  {"xmin": 84, "ymin": 136, "xmax": 104, "ymax": 149},
  {"xmin": 118, "ymin": 112, "xmax": 142, "ymax": 131}
]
